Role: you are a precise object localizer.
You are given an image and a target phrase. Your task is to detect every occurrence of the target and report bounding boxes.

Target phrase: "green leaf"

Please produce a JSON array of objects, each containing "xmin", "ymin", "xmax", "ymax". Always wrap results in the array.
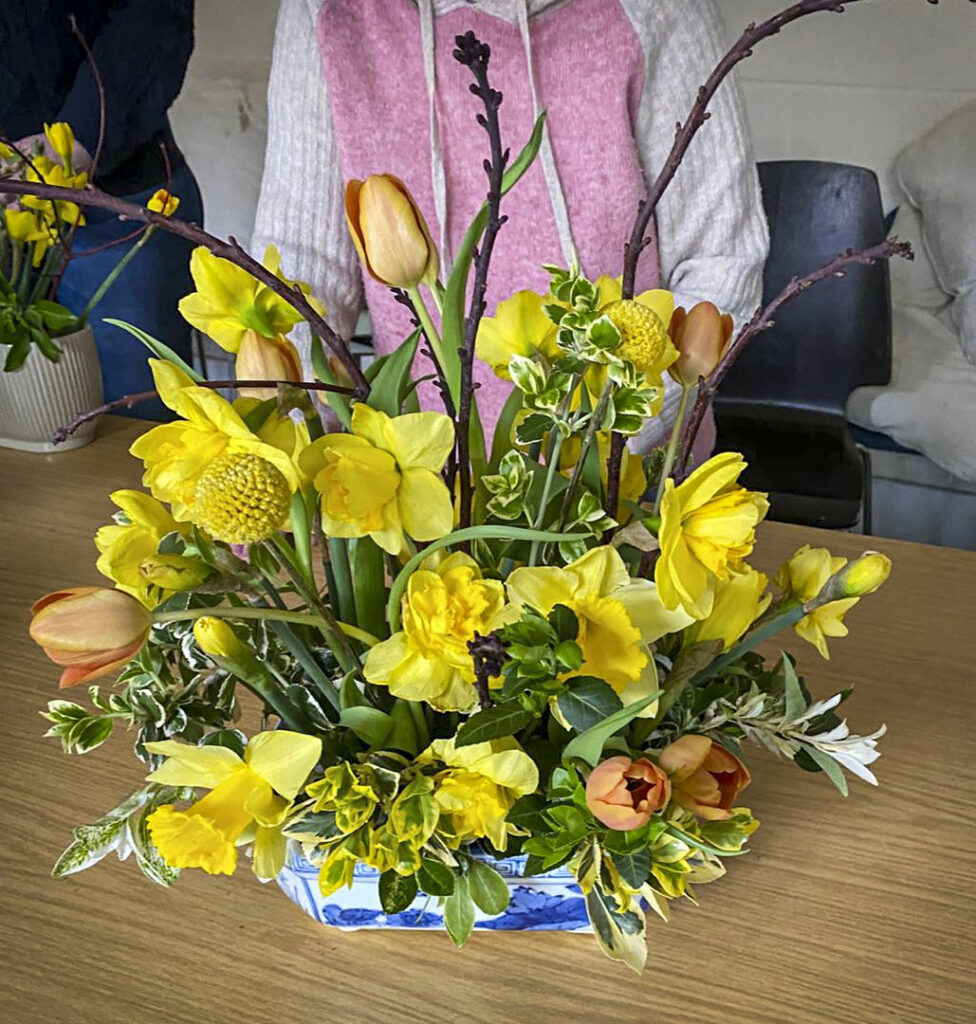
[
  {"xmin": 584, "ymin": 886, "xmax": 647, "ymax": 973},
  {"xmin": 562, "ymin": 689, "xmax": 663, "ymax": 767},
  {"xmin": 612, "ymin": 848, "xmax": 652, "ymax": 890},
  {"xmin": 443, "ymin": 874, "xmax": 476, "ymax": 947},
  {"xmin": 385, "ymin": 700, "xmax": 419, "ymax": 756},
  {"xmin": 556, "ymin": 677, "xmax": 623, "ymax": 733},
  {"xmin": 103, "ymin": 318, "xmax": 201, "ymax": 381},
  {"xmin": 350, "ymin": 537, "xmax": 388, "ymax": 640},
  {"xmin": 34, "ymin": 299, "xmax": 79, "ymax": 334},
  {"xmin": 367, "ymin": 330, "xmax": 419, "ymax": 416},
  {"xmin": 339, "ymin": 706, "xmax": 393, "ymax": 747},
  {"xmin": 489, "ymin": 387, "xmax": 524, "ymax": 470},
  {"xmin": 418, "ymin": 858, "xmax": 456, "ymax": 897},
  {"xmin": 339, "ymin": 671, "xmax": 367, "ymax": 709},
  {"xmin": 455, "ymin": 701, "xmax": 532, "ymax": 748},
  {"xmin": 467, "ymin": 859, "xmax": 510, "ymax": 915},
  {"xmin": 800, "ymin": 743, "xmax": 849, "ymax": 797},
  {"xmin": 781, "ymin": 653, "xmax": 806, "ymax": 720},
  {"xmin": 72, "ymin": 717, "xmax": 115, "ymax": 754},
  {"xmin": 505, "ymin": 793, "xmax": 549, "ymax": 834},
  {"xmin": 3, "ymin": 336, "xmax": 31, "ymax": 371},
  {"xmin": 379, "ymin": 870, "xmax": 419, "ymax": 914},
  {"xmin": 52, "ymin": 817, "xmax": 128, "ymax": 878},
  {"xmin": 547, "ymin": 604, "xmax": 579, "ymax": 642}
]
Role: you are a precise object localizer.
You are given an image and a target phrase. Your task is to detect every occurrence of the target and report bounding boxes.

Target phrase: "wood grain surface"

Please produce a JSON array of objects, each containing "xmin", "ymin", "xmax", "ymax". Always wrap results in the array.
[{"xmin": 1, "ymin": 418, "xmax": 973, "ymax": 1024}]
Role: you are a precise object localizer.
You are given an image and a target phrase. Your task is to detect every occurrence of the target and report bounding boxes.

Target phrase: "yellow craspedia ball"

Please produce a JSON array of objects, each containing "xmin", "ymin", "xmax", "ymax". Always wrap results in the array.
[
  {"xmin": 193, "ymin": 452, "xmax": 290, "ymax": 544},
  {"xmin": 602, "ymin": 299, "xmax": 671, "ymax": 375}
]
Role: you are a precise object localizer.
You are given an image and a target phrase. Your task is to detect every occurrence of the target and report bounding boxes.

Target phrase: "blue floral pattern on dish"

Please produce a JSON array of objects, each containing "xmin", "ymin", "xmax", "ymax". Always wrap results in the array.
[{"xmin": 277, "ymin": 846, "xmax": 592, "ymax": 933}]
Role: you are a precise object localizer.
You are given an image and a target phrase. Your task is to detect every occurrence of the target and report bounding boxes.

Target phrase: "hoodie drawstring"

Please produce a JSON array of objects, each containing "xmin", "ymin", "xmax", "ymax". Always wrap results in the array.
[{"xmin": 418, "ymin": 0, "xmax": 577, "ymax": 274}]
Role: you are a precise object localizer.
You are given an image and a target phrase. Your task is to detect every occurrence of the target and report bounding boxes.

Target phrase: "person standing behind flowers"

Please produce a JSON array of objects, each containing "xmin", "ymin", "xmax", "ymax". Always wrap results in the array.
[
  {"xmin": 0, "ymin": 0, "xmax": 200, "ymax": 420},
  {"xmin": 252, "ymin": 0, "xmax": 768, "ymax": 449}
]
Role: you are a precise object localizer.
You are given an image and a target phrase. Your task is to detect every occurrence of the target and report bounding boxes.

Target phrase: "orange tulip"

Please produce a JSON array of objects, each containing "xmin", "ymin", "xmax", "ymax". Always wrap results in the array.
[
  {"xmin": 344, "ymin": 174, "xmax": 438, "ymax": 289},
  {"xmin": 658, "ymin": 735, "xmax": 750, "ymax": 821},
  {"xmin": 29, "ymin": 587, "xmax": 151, "ymax": 688},
  {"xmin": 667, "ymin": 301, "xmax": 734, "ymax": 387},
  {"xmin": 234, "ymin": 330, "xmax": 303, "ymax": 399},
  {"xmin": 585, "ymin": 755, "xmax": 671, "ymax": 831}
]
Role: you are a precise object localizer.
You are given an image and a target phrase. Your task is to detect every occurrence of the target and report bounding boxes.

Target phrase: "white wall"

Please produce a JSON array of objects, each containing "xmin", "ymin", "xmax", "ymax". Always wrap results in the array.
[{"xmin": 719, "ymin": 0, "xmax": 976, "ymax": 207}]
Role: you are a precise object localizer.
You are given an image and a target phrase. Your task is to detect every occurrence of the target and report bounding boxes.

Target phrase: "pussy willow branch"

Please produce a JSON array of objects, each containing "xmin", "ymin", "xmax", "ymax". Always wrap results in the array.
[
  {"xmin": 51, "ymin": 377, "xmax": 356, "ymax": 444},
  {"xmin": 676, "ymin": 238, "xmax": 913, "ymax": 475},
  {"xmin": 454, "ymin": 32, "xmax": 510, "ymax": 531},
  {"xmin": 0, "ymin": 177, "xmax": 370, "ymax": 396}
]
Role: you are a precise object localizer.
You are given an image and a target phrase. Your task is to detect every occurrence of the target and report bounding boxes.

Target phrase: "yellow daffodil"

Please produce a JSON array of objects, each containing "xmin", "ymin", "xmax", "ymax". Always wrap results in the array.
[
  {"xmin": 94, "ymin": 489, "xmax": 209, "ymax": 607},
  {"xmin": 656, "ymin": 452, "xmax": 769, "ymax": 620},
  {"xmin": 419, "ymin": 737, "xmax": 538, "ymax": 852},
  {"xmin": 476, "ymin": 289, "xmax": 558, "ymax": 380},
  {"xmin": 505, "ymin": 546, "xmax": 693, "ymax": 712},
  {"xmin": 145, "ymin": 730, "xmax": 321, "ymax": 879},
  {"xmin": 776, "ymin": 545, "xmax": 859, "ymax": 659},
  {"xmin": 363, "ymin": 551, "xmax": 506, "ymax": 711},
  {"xmin": 130, "ymin": 360, "xmax": 301, "ymax": 541},
  {"xmin": 147, "ymin": 188, "xmax": 180, "ymax": 216},
  {"xmin": 300, "ymin": 403, "xmax": 454, "ymax": 555},
  {"xmin": 681, "ymin": 565, "xmax": 770, "ymax": 651},
  {"xmin": 177, "ymin": 244, "xmax": 322, "ymax": 353}
]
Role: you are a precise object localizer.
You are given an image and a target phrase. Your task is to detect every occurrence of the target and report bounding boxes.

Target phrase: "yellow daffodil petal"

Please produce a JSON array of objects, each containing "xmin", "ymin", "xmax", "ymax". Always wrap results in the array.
[
  {"xmin": 382, "ymin": 411, "xmax": 455, "ymax": 472},
  {"xmin": 397, "ymin": 467, "xmax": 453, "ymax": 541},
  {"xmin": 566, "ymin": 545, "xmax": 632, "ymax": 598},
  {"xmin": 252, "ymin": 824, "xmax": 288, "ymax": 880},
  {"xmin": 504, "ymin": 565, "xmax": 576, "ymax": 614},
  {"xmin": 615, "ymin": 580, "xmax": 696, "ymax": 641},
  {"xmin": 244, "ymin": 730, "xmax": 322, "ymax": 800},
  {"xmin": 476, "ymin": 289, "xmax": 555, "ymax": 379},
  {"xmin": 144, "ymin": 740, "xmax": 244, "ymax": 788}
]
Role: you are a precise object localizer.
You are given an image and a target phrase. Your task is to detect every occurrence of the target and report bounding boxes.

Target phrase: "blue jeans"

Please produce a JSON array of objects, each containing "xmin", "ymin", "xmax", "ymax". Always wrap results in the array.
[{"xmin": 57, "ymin": 163, "xmax": 204, "ymax": 420}]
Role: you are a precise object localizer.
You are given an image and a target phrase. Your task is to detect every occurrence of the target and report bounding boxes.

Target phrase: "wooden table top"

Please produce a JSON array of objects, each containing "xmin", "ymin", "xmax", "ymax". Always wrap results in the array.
[{"xmin": 1, "ymin": 417, "xmax": 973, "ymax": 1024}]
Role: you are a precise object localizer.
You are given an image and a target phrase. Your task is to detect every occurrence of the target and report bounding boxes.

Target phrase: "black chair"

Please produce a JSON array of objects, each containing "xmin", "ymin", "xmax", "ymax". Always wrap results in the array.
[{"xmin": 714, "ymin": 160, "xmax": 892, "ymax": 531}]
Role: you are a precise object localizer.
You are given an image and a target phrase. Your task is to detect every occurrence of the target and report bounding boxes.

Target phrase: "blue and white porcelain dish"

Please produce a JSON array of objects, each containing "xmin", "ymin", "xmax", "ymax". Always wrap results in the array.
[{"xmin": 277, "ymin": 847, "xmax": 593, "ymax": 932}]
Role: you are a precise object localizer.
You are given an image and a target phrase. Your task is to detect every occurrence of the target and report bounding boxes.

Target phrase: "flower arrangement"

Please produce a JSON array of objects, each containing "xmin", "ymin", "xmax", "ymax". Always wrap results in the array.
[{"xmin": 11, "ymin": 6, "xmax": 910, "ymax": 973}]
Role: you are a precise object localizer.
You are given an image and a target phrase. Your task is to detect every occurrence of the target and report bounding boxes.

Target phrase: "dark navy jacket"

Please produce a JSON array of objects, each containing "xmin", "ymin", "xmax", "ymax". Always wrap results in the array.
[{"xmin": 0, "ymin": 0, "xmax": 194, "ymax": 193}]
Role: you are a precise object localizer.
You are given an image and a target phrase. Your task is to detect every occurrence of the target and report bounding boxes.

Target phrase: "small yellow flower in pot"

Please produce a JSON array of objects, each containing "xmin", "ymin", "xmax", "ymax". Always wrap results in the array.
[
  {"xmin": 147, "ymin": 188, "xmax": 180, "ymax": 217},
  {"xmin": 29, "ymin": 587, "xmax": 151, "ymax": 687},
  {"xmin": 344, "ymin": 174, "xmax": 439, "ymax": 289},
  {"xmin": 667, "ymin": 301, "xmax": 734, "ymax": 387}
]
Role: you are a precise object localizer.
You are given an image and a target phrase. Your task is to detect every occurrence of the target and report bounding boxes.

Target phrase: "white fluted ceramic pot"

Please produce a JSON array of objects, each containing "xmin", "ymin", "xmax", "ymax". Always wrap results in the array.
[{"xmin": 0, "ymin": 326, "xmax": 103, "ymax": 452}]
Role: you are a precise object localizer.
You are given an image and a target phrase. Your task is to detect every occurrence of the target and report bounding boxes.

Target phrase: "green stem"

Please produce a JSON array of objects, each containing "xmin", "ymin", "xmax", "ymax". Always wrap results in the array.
[
  {"xmin": 327, "ymin": 537, "xmax": 356, "ymax": 625},
  {"xmin": 556, "ymin": 378, "xmax": 614, "ymax": 532},
  {"xmin": 79, "ymin": 225, "xmax": 155, "ymax": 321},
  {"xmin": 652, "ymin": 384, "xmax": 691, "ymax": 516},
  {"xmin": 528, "ymin": 431, "xmax": 567, "ymax": 567},
  {"xmin": 286, "ymin": 491, "xmax": 315, "ymax": 588},
  {"xmin": 154, "ymin": 606, "xmax": 332, "ymax": 629},
  {"xmin": 407, "ymin": 285, "xmax": 450, "ymax": 395}
]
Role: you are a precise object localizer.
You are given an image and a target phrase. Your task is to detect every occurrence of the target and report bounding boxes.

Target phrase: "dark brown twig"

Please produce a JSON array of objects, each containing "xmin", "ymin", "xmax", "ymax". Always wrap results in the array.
[
  {"xmin": 69, "ymin": 15, "xmax": 106, "ymax": 177},
  {"xmin": 52, "ymin": 377, "xmax": 357, "ymax": 444},
  {"xmin": 453, "ymin": 32, "xmax": 509, "ymax": 531},
  {"xmin": 0, "ymin": 176, "xmax": 370, "ymax": 396},
  {"xmin": 467, "ymin": 632, "xmax": 506, "ymax": 710},
  {"xmin": 676, "ymin": 238, "xmax": 913, "ymax": 474}
]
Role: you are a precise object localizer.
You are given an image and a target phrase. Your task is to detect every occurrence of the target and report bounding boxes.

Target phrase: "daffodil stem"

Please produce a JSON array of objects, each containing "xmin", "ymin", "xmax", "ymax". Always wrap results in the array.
[
  {"xmin": 154, "ymin": 605, "xmax": 331, "ymax": 629},
  {"xmin": 651, "ymin": 384, "xmax": 690, "ymax": 517},
  {"xmin": 407, "ymin": 286, "xmax": 448, "ymax": 386},
  {"xmin": 528, "ymin": 431, "xmax": 567, "ymax": 567},
  {"xmin": 79, "ymin": 224, "xmax": 155, "ymax": 321},
  {"xmin": 556, "ymin": 379, "xmax": 614, "ymax": 534}
]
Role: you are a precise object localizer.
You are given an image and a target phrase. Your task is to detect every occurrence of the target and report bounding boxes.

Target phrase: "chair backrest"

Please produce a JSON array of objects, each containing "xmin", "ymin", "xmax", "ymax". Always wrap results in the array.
[{"xmin": 716, "ymin": 160, "xmax": 891, "ymax": 420}]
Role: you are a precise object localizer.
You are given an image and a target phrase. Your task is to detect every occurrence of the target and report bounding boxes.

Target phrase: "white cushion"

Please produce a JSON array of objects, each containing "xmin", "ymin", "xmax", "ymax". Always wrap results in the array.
[
  {"xmin": 896, "ymin": 99, "xmax": 976, "ymax": 362},
  {"xmin": 888, "ymin": 204, "xmax": 950, "ymax": 313}
]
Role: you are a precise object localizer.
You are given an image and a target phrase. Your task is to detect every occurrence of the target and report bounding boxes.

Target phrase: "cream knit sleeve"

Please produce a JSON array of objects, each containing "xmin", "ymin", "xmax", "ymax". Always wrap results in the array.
[
  {"xmin": 622, "ymin": 0, "xmax": 769, "ymax": 449},
  {"xmin": 250, "ymin": 0, "xmax": 363, "ymax": 369}
]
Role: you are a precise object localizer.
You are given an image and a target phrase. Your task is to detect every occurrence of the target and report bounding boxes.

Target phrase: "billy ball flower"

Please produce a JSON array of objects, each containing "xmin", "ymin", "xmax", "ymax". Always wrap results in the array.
[
  {"xmin": 602, "ymin": 299, "xmax": 677, "ymax": 380},
  {"xmin": 29, "ymin": 587, "xmax": 151, "ymax": 688},
  {"xmin": 192, "ymin": 451, "xmax": 292, "ymax": 545},
  {"xmin": 586, "ymin": 756, "xmax": 671, "ymax": 830}
]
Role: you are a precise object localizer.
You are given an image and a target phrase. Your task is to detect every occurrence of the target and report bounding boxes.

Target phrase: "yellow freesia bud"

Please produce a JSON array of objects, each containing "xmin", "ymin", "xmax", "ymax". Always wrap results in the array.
[
  {"xmin": 0, "ymin": 142, "xmax": 14, "ymax": 161},
  {"xmin": 829, "ymin": 551, "xmax": 892, "ymax": 599},
  {"xmin": 147, "ymin": 188, "xmax": 180, "ymax": 216},
  {"xmin": 44, "ymin": 122, "xmax": 75, "ymax": 169},
  {"xmin": 234, "ymin": 330, "xmax": 302, "ymax": 399},
  {"xmin": 29, "ymin": 587, "xmax": 151, "ymax": 688},
  {"xmin": 667, "ymin": 302, "xmax": 734, "ymax": 387},
  {"xmin": 344, "ymin": 174, "xmax": 438, "ymax": 289},
  {"xmin": 193, "ymin": 616, "xmax": 251, "ymax": 660},
  {"xmin": 4, "ymin": 207, "xmax": 43, "ymax": 243}
]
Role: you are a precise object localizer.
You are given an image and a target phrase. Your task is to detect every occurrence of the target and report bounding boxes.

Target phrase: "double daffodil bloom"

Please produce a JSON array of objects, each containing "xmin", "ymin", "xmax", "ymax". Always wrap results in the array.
[
  {"xmin": 95, "ymin": 490, "xmax": 209, "ymax": 607},
  {"xmin": 681, "ymin": 565, "xmax": 770, "ymax": 651},
  {"xmin": 300, "ymin": 403, "xmax": 454, "ymax": 555},
  {"xmin": 145, "ymin": 731, "xmax": 322, "ymax": 879},
  {"xmin": 177, "ymin": 244, "xmax": 321, "ymax": 353},
  {"xmin": 419, "ymin": 737, "xmax": 538, "ymax": 852},
  {"xmin": 776, "ymin": 545, "xmax": 859, "ymax": 660},
  {"xmin": 505, "ymin": 546, "xmax": 693, "ymax": 712},
  {"xmin": 130, "ymin": 360, "xmax": 302, "ymax": 541},
  {"xmin": 364, "ymin": 551, "xmax": 506, "ymax": 711},
  {"xmin": 656, "ymin": 452, "xmax": 769, "ymax": 620}
]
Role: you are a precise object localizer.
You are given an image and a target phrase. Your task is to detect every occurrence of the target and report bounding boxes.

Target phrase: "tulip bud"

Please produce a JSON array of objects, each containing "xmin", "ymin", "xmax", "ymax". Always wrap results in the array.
[
  {"xmin": 345, "ymin": 174, "xmax": 439, "ymax": 289},
  {"xmin": 818, "ymin": 551, "xmax": 892, "ymax": 604},
  {"xmin": 234, "ymin": 330, "xmax": 303, "ymax": 398},
  {"xmin": 585, "ymin": 756, "xmax": 671, "ymax": 830},
  {"xmin": 667, "ymin": 302, "xmax": 734, "ymax": 387},
  {"xmin": 29, "ymin": 587, "xmax": 151, "ymax": 688}
]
